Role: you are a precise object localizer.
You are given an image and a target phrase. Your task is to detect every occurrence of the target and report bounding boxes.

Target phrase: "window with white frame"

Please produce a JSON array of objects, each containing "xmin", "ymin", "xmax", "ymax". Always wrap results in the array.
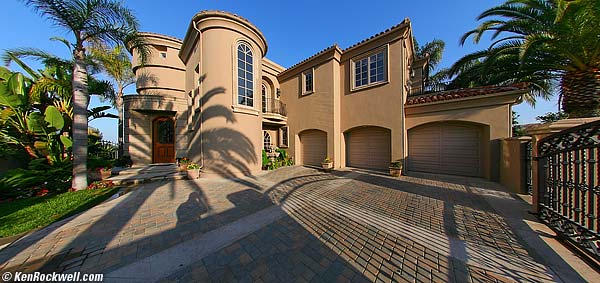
[
  {"xmin": 352, "ymin": 47, "xmax": 387, "ymax": 89},
  {"xmin": 237, "ymin": 43, "xmax": 254, "ymax": 107},
  {"xmin": 302, "ymin": 69, "xmax": 314, "ymax": 95},
  {"xmin": 263, "ymin": 131, "xmax": 271, "ymax": 150},
  {"xmin": 280, "ymin": 126, "xmax": 288, "ymax": 147}
]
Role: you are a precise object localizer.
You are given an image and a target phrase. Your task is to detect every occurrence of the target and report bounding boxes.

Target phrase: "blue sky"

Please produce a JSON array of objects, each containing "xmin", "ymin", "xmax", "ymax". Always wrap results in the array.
[{"xmin": 2, "ymin": 0, "xmax": 559, "ymax": 142}]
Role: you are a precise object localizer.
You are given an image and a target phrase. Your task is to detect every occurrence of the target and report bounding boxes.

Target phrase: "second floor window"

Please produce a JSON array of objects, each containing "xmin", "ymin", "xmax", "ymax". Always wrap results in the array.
[
  {"xmin": 303, "ymin": 69, "xmax": 313, "ymax": 95},
  {"xmin": 353, "ymin": 49, "xmax": 387, "ymax": 89},
  {"xmin": 237, "ymin": 43, "xmax": 253, "ymax": 107}
]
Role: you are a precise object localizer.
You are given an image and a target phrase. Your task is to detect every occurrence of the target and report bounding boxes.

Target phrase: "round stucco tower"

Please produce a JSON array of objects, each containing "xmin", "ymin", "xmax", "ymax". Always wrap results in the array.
[
  {"xmin": 180, "ymin": 11, "xmax": 268, "ymax": 178},
  {"xmin": 124, "ymin": 33, "xmax": 187, "ymax": 165}
]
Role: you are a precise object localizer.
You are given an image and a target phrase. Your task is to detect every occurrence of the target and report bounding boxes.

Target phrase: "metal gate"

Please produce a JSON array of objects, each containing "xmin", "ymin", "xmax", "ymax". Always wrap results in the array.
[{"xmin": 537, "ymin": 120, "xmax": 600, "ymax": 261}]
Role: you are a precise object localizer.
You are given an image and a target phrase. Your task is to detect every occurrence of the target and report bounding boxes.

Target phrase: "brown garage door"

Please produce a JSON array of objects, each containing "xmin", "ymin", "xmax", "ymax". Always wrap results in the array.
[
  {"xmin": 408, "ymin": 123, "xmax": 481, "ymax": 177},
  {"xmin": 346, "ymin": 127, "xmax": 391, "ymax": 170},
  {"xmin": 300, "ymin": 130, "xmax": 327, "ymax": 166}
]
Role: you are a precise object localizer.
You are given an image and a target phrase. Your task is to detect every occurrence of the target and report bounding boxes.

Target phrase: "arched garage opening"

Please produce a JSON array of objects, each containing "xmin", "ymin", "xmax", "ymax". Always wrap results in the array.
[
  {"xmin": 407, "ymin": 121, "xmax": 486, "ymax": 177},
  {"xmin": 299, "ymin": 129, "xmax": 327, "ymax": 166},
  {"xmin": 345, "ymin": 126, "xmax": 391, "ymax": 170}
]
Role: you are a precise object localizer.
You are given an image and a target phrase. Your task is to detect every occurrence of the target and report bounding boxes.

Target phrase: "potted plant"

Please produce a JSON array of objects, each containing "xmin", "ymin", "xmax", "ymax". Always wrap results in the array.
[
  {"xmin": 99, "ymin": 166, "xmax": 113, "ymax": 180},
  {"xmin": 389, "ymin": 160, "xmax": 403, "ymax": 177},
  {"xmin": 187, "ymin": 163, "xmax": 201, "ymax": 179},
  {"xmin": 321, "ymin": 157, "xmax": 333, "ymax": 172},
  {"xmin": 178, "ymin": 157, "xmax": 190, "ymax": 172}
]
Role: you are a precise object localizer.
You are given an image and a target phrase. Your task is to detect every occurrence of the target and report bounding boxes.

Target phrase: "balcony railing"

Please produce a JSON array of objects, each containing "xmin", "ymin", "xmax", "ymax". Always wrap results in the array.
[{"xmin": 263, "ymin": 98, "xmax": 287, "ymax": 116}]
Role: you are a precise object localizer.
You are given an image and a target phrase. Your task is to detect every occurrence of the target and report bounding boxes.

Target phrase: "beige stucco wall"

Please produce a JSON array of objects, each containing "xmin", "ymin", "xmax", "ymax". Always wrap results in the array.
[
  {"xmin": 405, "ymin": 92, "xmax": 522, "ymax": 180},
  {"xmin": 262, "ymin": 58, "xmax": 283, "ymax": 99},
  {"xmin": 339, "ymin": 31, "xmax": 408, "ymax": 168},
  {"xmin": 131, "ymin": 33, "xmax": 185, "ymax": 97},
  {"xmin": 499, "ymin": 137, "xmax": 531, "ymax": 194},
  {"xmin": 279, "ymin": 48, "xmax": 341, "ymax": 167},
  {"xmin": 123, "ymin": 95, "xmax": 188, "ymax": 165},
  {"xmin": 125, "ymin": 33, "xmax": 188, "ymax": 165},
  {"xmin": 180, "ymin": 12, "xmax": 267, "ymax": 178}
]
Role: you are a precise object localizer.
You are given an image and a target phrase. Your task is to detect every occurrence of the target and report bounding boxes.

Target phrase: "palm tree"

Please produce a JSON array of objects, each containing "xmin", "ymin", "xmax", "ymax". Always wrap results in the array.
[
  {"xmin": 450, "ymin": 0, "xmax": 600, "ymax": 116},
  {"xmin": 22, "ymin": 0, "xmax": 147, "ymax": 190},
  {"xmin": 90, "ymin": 44, "xmax": 135, "ymax": 155},
  {"xmin": 413, "ymin": 38, "xmax": 447, "ymax": 91}
]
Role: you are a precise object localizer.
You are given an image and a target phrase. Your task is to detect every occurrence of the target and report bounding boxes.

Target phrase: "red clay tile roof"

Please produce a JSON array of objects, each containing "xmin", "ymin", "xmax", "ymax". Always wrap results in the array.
[
  {"xmin": 343, "ymin": 18, "xmax": 410, "ymax": 52},
  {"xmin": 405, "ymin": 83, "xmax": 528, "ymax": 105},
  {"xmin": 280, "ymin": 44, "xmax": 341, "ymax": 75}
]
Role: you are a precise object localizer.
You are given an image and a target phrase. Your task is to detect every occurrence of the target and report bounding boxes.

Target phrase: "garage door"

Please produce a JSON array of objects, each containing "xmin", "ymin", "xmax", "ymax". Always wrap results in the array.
[
  {"xmin": 346, "ymin": 127, "xmax": 391, "ymax": 170},
  {"xmin": 408, "ymin": 123, "xmax": 481, "ymax": 177},
  {"xmin": 300, "ymin": 130, "xmax": 327, "ymax": 166}
]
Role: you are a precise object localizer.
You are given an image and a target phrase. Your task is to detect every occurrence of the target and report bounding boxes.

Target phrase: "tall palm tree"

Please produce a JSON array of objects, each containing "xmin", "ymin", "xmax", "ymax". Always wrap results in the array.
[
  {"xmin": 90, "ymin": 44, "xmax": 135, "ymax": 155},
  {"xmin": 22, "ymin": 0, "xmax": 147, "ymax": 190},
  {"xmin": 413, "ymin": 38, "xmax": 447, "ymax": 91},
  {"xmin": 450, "ymin": 0, "xmax": 599, "ymax": 115}
]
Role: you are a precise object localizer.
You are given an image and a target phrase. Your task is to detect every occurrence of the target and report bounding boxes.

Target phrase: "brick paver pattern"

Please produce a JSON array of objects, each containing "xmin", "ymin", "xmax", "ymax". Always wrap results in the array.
[{"xmin": 1, "ymin": 166, "xmax": 559, "ymax": 282}]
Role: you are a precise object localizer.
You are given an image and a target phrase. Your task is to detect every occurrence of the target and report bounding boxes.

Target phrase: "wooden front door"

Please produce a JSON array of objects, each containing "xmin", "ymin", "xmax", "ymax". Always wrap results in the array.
[{"xmin": 153, "ymin": 117, "xmax": 175, "ymax": 163}]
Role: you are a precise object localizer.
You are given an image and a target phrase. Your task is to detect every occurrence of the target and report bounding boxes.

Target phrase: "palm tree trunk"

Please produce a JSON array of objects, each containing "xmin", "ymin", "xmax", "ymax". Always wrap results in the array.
[
  {"xmin": 561, "ymin": 69, "xmax": 600, "ymax": 118},
  {"xmin": 71, "ymin": 49, "xmax": 89, "ymax": 191}
]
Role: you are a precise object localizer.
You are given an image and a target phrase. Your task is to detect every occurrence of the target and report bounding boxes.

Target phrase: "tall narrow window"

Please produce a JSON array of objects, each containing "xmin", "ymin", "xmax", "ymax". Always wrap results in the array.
[
  {"xmin": 302, "ymin": 69, "xmax": 314, "ymax": 95},
  {"xmin": 237, "ymin": 43, "xmax": 253, "ymax": 107},
  {"xmin": 280, "ymin": 126, "xmax": 288, "ymax": 147},
  {"xmin": 263, "ymin": 131, "xmax": 271, "ymax": 150},
  {"xmin": 262, "ymin": 84, "xmax": 267, "ymax": 113}
]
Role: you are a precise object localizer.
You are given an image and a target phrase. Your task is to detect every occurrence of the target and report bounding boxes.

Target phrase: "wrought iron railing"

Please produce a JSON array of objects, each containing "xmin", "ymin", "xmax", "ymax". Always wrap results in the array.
[
  {"xmin": 89, "ymin": 140, "xmax": 119, "ymax": 160},
  {"xmin": 263, "ymin": 98, "xmax": 287, "ymax": 116},
  {"xmin": 537, "ymin": 120, "xmax": 600, "ymax": 261},
  {"xmin": 526, "ymin": 140, "xmax": 533, "ymax": 195},
  {"xmin": 408, "ymin": 82, "xmax": 450, "ymax": 96}
]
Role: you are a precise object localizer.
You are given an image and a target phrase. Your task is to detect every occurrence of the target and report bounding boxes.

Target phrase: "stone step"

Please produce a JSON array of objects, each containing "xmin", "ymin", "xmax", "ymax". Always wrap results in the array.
[
  {"xmin": 112, "ymin": 163, "xmax": 179, "ymax": 176},
  {"xmin": 109, "ymin": 172, "xmax": 188, "ymax": 186}
]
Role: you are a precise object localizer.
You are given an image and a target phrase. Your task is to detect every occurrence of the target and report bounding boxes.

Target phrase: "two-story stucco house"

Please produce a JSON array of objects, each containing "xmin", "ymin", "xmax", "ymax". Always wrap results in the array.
[{"xmin": 123, "ymin": 11, "xmax": 526, "ymax": 180}]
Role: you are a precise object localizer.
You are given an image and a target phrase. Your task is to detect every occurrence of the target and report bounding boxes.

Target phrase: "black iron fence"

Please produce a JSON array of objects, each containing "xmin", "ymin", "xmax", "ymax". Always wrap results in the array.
[
  {"xmin": 89, "ymin": 140, "xmax": 119, "ymax": 160},
  {"xmin": 537, "ymin": 120, "xmax": 600, "ymax": 261},
  {"xmin": 526, "ymin": 140, "xmax": 533, "ymax": 195},
  {"xmin": 263, "ymin": 98, "xmax": 287, "ymax": 116}
]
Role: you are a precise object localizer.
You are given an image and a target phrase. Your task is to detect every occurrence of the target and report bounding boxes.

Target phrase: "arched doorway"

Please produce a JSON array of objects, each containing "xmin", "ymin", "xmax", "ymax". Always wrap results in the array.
[{"xmin": 153, "ymin": 117, "xmax": 175, "ymax": 163}]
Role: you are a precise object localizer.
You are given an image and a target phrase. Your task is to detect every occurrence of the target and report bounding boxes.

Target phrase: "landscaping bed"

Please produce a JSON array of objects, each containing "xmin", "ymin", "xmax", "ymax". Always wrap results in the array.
[{"xmin": 0, "ymin": 187, "xmax": 119, "ymax": 238}]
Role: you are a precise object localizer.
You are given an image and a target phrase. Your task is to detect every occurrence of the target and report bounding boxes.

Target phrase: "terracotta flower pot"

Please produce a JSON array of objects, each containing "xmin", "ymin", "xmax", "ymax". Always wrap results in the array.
[
  {"xmin": 321, "ymin": 162, "xmax": 333, "ymax": 172},
  {"xmin": 179, "ymin": 164, "xmax": 189, "ymax": 172},
  {"xmin": 100, "ymin": 169, "xmax": 112, "ymax": 180},
  {"xmin": 389, "ymin": 167, "xmax": 402, "ymax": 177},
  {"xmin": 187, "ymin": 169, "xmax": 200, "ymax": 179}
]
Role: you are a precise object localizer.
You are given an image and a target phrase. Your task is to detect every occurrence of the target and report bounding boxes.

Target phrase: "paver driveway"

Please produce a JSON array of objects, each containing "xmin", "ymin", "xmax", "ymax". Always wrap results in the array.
[{"xmin": 0, "ymin": 166, "xmax": 593, "ymax": 282}]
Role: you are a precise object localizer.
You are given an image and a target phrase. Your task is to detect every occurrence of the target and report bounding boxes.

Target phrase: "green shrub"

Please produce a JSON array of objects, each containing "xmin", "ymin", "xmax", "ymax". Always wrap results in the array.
[
  {"xmin": 0, "ymin": 158, "xmax": 72, "ymax": 200},
  {"xmin": 187, "ymin": 163, "xmax": 201, "ymax": 169},
  {"xmin": 87, "ymin": 156, "xmax": 114, "ymax": 171},
  {"xmin": 114, "ymin": 155, "xmax": 132, "ymax": 167},
  {"xmin": 262, "ymin": 149, "xmax": 270, "ymax": 169}
]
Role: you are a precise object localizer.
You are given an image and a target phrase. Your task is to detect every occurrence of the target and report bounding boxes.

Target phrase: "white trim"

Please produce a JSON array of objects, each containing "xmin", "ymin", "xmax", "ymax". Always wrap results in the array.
[
  {"xmin": 350, "ymin": 45, "xmax": 389, "ymax": 91},
  {"xmin": 232, "ymin": 105, "xmax": 260, "ymax": 116},
  {"xmin": 280, "ymin": 126, "xmax": 289, "ymax": 147},
  {"xmin": 263, "ymin": 131, "xmax": 272, "ymax": 150},
  {"xmin": 301, "ymin": 68, "xmax": 315, "ymax": 96},
  {"xmin": 233, "ymin": 40, "xmax": 257, "ymax": 109}
]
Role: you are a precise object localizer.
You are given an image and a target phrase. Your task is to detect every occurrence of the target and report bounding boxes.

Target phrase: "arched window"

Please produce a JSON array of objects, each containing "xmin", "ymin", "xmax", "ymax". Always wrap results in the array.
[
  {"xmin": 262, "ymin": 85, "xmax": 267, "ymax": 113},
  {"xmin": 263, "ymin": 131, "xmax": 271, "ymax": 150},
  {"xmin": 237, "ymin": 43, "xmax": 253, "ymax": 107}
]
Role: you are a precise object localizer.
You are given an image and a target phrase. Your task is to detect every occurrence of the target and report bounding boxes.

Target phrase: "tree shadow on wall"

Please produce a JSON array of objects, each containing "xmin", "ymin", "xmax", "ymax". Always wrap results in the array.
[{"xmin": 187, "ymin": 74, "xmax": 258, "ymax": 181}]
